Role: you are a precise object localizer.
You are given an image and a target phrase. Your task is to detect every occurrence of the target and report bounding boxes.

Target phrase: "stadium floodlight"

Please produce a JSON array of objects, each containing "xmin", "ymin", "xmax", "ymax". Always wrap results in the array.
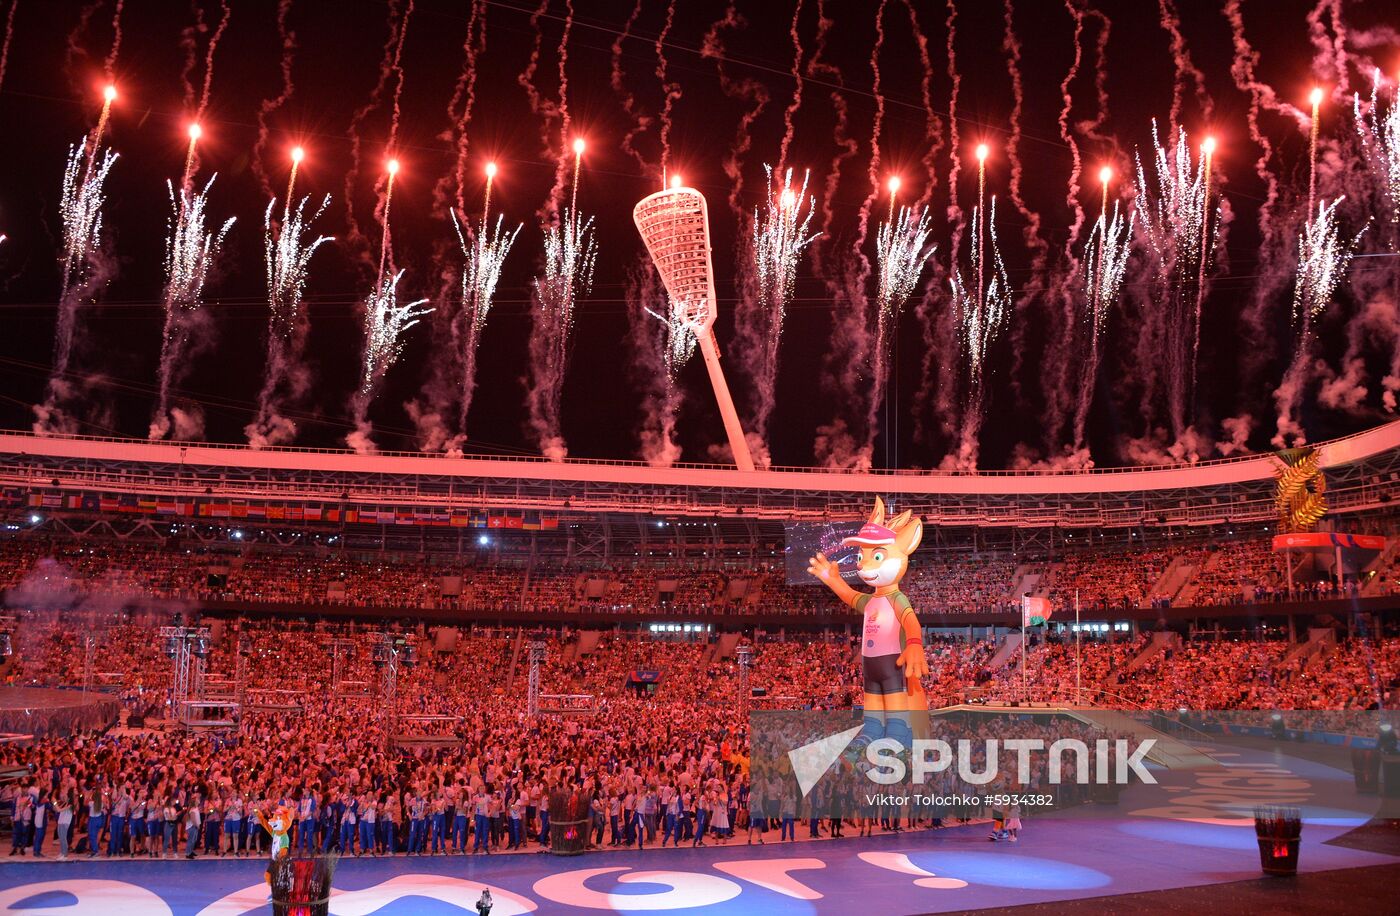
[{"xmin": 634, "ymin": 185, "xmax": 756, "ymax": 472}]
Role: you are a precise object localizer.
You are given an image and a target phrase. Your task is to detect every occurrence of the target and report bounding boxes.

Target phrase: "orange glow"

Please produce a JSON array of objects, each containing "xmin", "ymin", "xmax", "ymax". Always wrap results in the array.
[
  {"xmin": 670, "ymin": 174, "xmax": 683, "ymax": 189},
  {"xmin": 485, "ymin": 161, "xmax": 497, "ymax": 178},
  {"xmin": 975, "ymin": 143, "xmax": 989, "ymax": 162},
  {"xmin": 887, "ymin": 175, "xmax": 901, "ymax": 194},
  {"xmin": 103, "ymin": 84, "xmax": 117, "ymax": 102},
  {"xmin": 1309, "ymin": 86, "xmax": 1324, "ymax": 108},
  {"xmin": 387, "ymin": 159, "xmax": 400, "ymax": 175},
  {"xmin": 187, "ymin": 123, "xmax": 202, "ymax": 141},
  {"xmin": 1201, "ymin": 136, "xmax": 1216, "ymax": 155},
  {"xmin": 291, "ymin": 146, "xmax": 305, "ymax": 163},
  {"xmin": 572, "ymin": 137, "xmax": 586, "ymax": 155},
  {"xmin": 780, "ymin": 189, "xmax": 797, "ymax": 209},
  {"xmin": 1098, "ymin": 165, "xmax": 1112, "ymax": 185}
]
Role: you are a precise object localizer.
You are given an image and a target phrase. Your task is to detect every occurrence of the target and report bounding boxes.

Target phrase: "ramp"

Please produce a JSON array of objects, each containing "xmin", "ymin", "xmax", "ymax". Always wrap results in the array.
[
  {"xmin": 712, "ymin": 632, "xmax": 742, "ymax": 661},
  {"xmin": 987, "ymin": 633, "xmax": 1023, "ymax": 671}
]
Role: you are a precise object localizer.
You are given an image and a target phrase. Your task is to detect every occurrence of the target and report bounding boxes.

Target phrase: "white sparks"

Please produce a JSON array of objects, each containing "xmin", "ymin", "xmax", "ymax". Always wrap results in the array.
[
  {"xmin": 1356, "ymin": 70, "xmax": 1400, "ymax": 229},
  {"xmin": 1135, "ymin": 122, "xmax": 1215, "ymax": 284},
  {"xmin": 534, "ymin": 207, "xmax": 598, "ymax": 340},
  {"xmin": 359, "ymin": 270, "xmax": 432, "ymax": 399},
  {"xmin": 1293, "ymin": 197, "xmax": 1367, "ymax": 326},
  {"xmin": 452, "ymin": 209, "xmax": 520, "ymax": 428},
  {"xmin": 950, "ymin": 198, "xmax": 1012, "ymax": 389},
  {"xmin": 875, "ymin": 205, "xmax": 936, "ymax": 319},
  {"xmin": 454, "ymin": 210, "xmax": 520, "ymax": 340},
  {"xmin": 162, "ymin": 176, "xmax": 235, "ymax": 320},
  {"xmin": 59, "ymin": 139, "xmax": 117, "ymax": 298},
  {"xmin": 752, "ymin": 165, "xmax": 819, "ymax": 355},
  {"xmin": 265, "ymin": 195, "xmax": 332, "ymax": 341},
  {"xmin": 642, "ymin": 295, "xmax": 699, "ymax": 379},
  {"xmin": 1083, "ymin": 202, "xmax": 1134, "ymax": 336}
]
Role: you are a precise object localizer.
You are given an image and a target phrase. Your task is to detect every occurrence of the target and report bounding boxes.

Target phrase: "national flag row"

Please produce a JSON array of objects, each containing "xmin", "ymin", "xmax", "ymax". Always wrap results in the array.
[{"xmin": 5, "ymin": 489, "xmax": 559, "ymax": 530}]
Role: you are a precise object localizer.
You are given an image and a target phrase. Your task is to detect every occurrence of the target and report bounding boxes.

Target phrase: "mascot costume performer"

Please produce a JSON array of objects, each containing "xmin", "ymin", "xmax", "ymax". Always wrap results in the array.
[
  {"xmin": 254, "ymin": 803, "xmax": 294, "ymax": 890},
  {"xmin": 807, "ymin": 497, "xmax": 929, "ymax": 747}
]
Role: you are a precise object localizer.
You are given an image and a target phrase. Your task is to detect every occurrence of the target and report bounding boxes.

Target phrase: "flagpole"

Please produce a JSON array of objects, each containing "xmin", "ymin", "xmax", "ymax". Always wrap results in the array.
[
  {"xmin": 1020, "ymin": 595, "xmax": 1027, "ymax": 701},
  {"xmin": 1075, "ymin": 589, "xmax": 1081, "ymax": 701}
]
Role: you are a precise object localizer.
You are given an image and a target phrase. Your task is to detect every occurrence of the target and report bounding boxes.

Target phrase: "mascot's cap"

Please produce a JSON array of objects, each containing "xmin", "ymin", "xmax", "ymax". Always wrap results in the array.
[{"xmin": 841, "ymin": 523, "xmax": 898, "ymax": 547}]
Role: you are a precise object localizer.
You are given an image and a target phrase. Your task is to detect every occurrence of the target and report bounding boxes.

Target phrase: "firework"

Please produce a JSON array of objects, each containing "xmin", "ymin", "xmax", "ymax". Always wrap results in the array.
[
  {"xmin": 1293, "ymin": 197, "xmax": 1367, "ymax": 326},
  {"xmin": 641, "ymin": 293, "xmax": 699, "ymax": 380},
  {"xmin": 1134, "ymin": 121, "xmax": 1220, "ymax": 438},
  {"xmin": 150, "ymin": 175, "xmax": 237, "ymax": 440},
  {"xmin": 1355, "ymin": 69, "xmax": 1400, "ymax": 230},
  {"xmin": 59, "ymin": 139, "xmax": 117, "ymax": 302},
  {"xmin": 753, "ymin": 165, "xmax": 819, "ymax": 353},
  {"xmin": 1084, "ymin": 202, "xmax": 1134, "ymax": 339},
  {"xmin": 246, "ymin": 193, "xmax": 332, "ymax": 448},
  {"xmin": 875, "ymin": 202, "xmax": 936, "ymax": 320},
  {"xmin": 950, "ymin": 197, "xmax": 1012, "ymax": 392},
  {"xmin": 452, "ymin": 207, "xmax": 520, "ymax": 429},
  {"xmin": 358, "ymin": 269, "xmax": 431, "ymax": 401},
  {"xmin": 265, "ymin": 194, "xmax": 332, "ymax": 344}
]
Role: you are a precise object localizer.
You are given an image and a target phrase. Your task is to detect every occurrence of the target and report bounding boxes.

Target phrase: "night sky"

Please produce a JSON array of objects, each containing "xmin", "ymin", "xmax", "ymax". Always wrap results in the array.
[{"xmin": 0, "ymin": 0, "xmax": 1396, "ymax": 469}]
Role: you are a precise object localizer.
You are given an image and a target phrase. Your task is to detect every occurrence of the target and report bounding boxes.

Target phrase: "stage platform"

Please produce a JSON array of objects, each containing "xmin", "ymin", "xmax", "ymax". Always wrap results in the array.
[
  {"xmin": 0, "ymin": 816, "xmax": 1394, "ymax": 915},
  {"xmin": 0, "ymin": 686, "xmax": 120, "ymax": 738}
]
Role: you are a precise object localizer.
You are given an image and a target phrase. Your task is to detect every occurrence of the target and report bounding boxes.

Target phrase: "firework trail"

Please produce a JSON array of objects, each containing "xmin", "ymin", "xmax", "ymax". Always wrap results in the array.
[
  {"xmin": 626, "ymin": 264, "xmax": 684, "ymax": 468},
  {"xmin": 64, "ymin": 0, "xmax": 122, "ymax": 90},
  {"xmin": 811, "ymin": 0, "xmax": 883, "ymax": 469},
  {"xmin": 246, "ymin": 194, "xmax": 332, "ymax": 448},
  {"xmin": 102, "ymin": 0, "xmax": 120, "ymax": 76},
  {"xmin": 1156, "ymin": 0, "xmax": 1213, "ymax": 128},
  {"xmin": 863, "ymin": 200, "xmax": 936, "ymax": 457},
  {"xmin": 656, "ymin": 0, "xmax": 680, "ymax": 179},
  {"xmin": 348, "ymin": 270, "xmax": 431, "ymax": 454},
  {"xmin": 777, "ymin": 0, "xmax": 805, "ymax": 175},
  {"xmin": 409, "ymin": 0, "xmax": 490, "ymax": 452},
  {"xmin": 431, "ymin": 0, "xmax": 488, "ymax": 219},
  {"xmin": 551, "ymin": 1, "xmax": 577, "ymax": 216},
  {"xmin": 1274, "ymin": 197, "xmax": 1368, "ymax": 446},
  {"xmin": 176, "ymin": 0, "xmax": 230, "ymax": 184},
  {"xmin": 443, "ymin": 210, "xmax": 520, "ymax": 453},
  {"xmin": 1224, "ymin": 0, "xmax": 1299, "ymax": 399},
  {"xmin": 149, "ymin": 176, "xmax": 236, "ymax": 441},
  {"xmin": 943, "ymin": 0, "xmax": 962, "ymax": 239},
  {"xmin": 34, "ymin": 139, "xmax": 118, "ymax": 435},
  {"xmin": 1072, "ymin": 200, "xmax": 1133, "ymax": 455},
  {"xmin": 526, "ymin": 206, "xmax": 597, "ymax": 460},
  {"xmin": 1133, "ymin": 122, "xmax": 1220, "ymax": 441},
  {"xmin": 806, "ymin": 0, "xmax": 855, "ymax": 243},
  {"xmin": 1356, "ymin": 72, "xmax": 1400, "ymax": 234},
  {"xmin": 1058, "ymin": 2, "xmax": 1087, "ymax": 269},
  {"xmin": 701, "ymin": 4, "xmax": 770, "ymax": 217},
  {"xmin": 1306, "ymin": 0, "xmax": 1350, "ymax": 94},
  {"xmin": 1001, "ymin": 0, "xmax": 1046, "ymax": 262},
  {"xmin": 1001, "ymin": 0, "xmax": 1052, "ymax": 431},
  {"xmin": 0, "ymin": 1, "xmax": 17, "ymax": 93},
  {"xmin": 732, "ymin": 166, "xmax": 819, "ymax": 457},
  {"xmin": 612, "ymin": 0, "xmax": 650, "ymax": 172},
  {"xmin": 944, "ymin": 199, "xmax": 1013, "ymax": 470},
  {"xmin": 252, "ymin": 0, "xmax": 297, "ymax": 202},
  {"xmin": 902, "ymin": 0, "xmax": 942, "ymax": 210},
  {"xmin": 344, "ymin": 0, "xmax": 413, "ymax": 254}
]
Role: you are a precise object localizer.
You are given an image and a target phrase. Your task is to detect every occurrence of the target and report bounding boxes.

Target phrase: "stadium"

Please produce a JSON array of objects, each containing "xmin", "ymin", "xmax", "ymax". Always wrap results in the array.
[{"xmin": 2, "ymin": 1, "xmax": 1400, "ymax": 914}]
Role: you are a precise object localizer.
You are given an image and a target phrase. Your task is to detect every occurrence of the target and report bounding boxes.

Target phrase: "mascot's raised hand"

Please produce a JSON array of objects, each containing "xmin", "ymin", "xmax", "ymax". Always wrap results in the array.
[{"xmin": 807, "ymin": 497, "xmax": 929, "ymax": 747}]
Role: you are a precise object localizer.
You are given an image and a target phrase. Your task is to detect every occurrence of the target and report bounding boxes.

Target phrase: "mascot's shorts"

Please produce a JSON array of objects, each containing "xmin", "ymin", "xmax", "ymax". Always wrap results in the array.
[{"xmin": 862, "ymin": 653, "xmax": 906, "ymax": 696}]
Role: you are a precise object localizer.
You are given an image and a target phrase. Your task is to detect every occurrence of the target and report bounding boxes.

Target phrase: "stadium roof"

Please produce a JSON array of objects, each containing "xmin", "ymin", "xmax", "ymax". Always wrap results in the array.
[{"xmin": 2, "ymin": 423, "xmax": 1400, "ymax": 529}]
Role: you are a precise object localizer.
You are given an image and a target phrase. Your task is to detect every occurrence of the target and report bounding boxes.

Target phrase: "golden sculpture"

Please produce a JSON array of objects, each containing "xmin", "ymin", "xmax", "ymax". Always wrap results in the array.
[{"xmin": 1275, "ymin": 447, "xmax": 1328, "ymax": 532}]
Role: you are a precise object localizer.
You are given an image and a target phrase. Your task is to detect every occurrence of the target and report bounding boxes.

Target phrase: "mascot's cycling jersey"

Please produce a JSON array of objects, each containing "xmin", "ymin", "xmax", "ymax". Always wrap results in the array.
[{"xmin": 854, "ymin": 590, "xmax": 912, "ymax": 658}]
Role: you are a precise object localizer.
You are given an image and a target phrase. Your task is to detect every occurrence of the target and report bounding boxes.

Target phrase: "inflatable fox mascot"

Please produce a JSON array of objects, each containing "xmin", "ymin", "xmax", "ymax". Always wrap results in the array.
[{"xmin": 808, "ymin": 497, "xmax": 929, "ymax": 747}]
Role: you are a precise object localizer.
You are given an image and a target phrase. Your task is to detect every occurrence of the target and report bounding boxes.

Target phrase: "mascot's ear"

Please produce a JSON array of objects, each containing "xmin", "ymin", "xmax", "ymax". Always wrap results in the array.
[
  {"xmin": 894, "ymin": 518, "xmax": 923, "ymax": 556},
  {"xmin": 887, "ymin": 509, "xmax": 913, "ymax": 532},
  {"xmin": 869, "ymin": 497, "xmax": 887, "ymax": 527}
]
